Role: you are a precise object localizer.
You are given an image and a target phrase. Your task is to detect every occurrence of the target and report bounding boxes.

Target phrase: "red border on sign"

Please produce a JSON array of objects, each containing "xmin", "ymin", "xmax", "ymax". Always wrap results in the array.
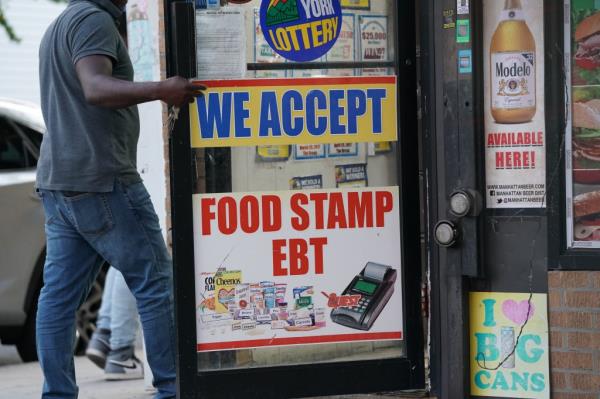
[
  {"xmin": 197, "ymin": 331, "xmax": 402, "ymax": 352},
  {"xmin": 193, "ymin": 76, "xmax": 396, "ymax": 88}
]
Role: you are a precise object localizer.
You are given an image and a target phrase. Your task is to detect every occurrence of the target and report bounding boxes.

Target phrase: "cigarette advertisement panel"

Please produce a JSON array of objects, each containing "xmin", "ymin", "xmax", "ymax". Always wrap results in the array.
[
  {"xmin": 193, "ymin": 187, "xmax": 403, "ymax": 351},
  {"xmin": 566, "ymin": 0, "xmax": 600, "ymax": 248},
  {"xmin": 189, "ymin": 76, "xmax": 397, "ymax": 148},
  {"xmin": 483, "ymin": 0, "xmax": 546, "ymax": 208}
]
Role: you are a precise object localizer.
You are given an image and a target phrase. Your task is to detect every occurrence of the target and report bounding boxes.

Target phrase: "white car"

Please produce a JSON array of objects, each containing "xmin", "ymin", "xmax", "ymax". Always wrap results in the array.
[{"xmin": 0, "ymin": 98, "xmax": 105, "ymax": 361}]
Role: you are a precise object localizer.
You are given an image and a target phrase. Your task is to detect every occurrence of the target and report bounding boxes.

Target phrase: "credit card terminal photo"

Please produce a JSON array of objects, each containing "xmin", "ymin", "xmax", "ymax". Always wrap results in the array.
[{"xmin": 330, "ymin": 262, "xmax": 397, "ymax": 331}]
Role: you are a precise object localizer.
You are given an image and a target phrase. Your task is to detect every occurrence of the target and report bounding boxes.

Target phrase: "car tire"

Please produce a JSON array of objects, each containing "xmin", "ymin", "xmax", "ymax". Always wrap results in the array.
[
  {"xmin": 15, "ymin": 263, "xmax": 108, "ymax": 362},
  {"xmin": 16, "ymin": 289, "xmax": 39, "ymax": 363}
]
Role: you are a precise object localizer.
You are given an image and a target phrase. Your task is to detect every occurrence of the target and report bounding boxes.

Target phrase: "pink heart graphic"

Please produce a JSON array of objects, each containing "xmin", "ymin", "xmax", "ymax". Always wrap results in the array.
[{"xmin": 502, "ymin": 299, "xmax": 535, "ymax": 325}]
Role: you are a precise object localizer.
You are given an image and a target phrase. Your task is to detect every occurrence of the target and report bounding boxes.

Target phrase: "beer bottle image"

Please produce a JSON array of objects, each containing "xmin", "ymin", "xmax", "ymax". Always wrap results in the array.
[{"xmin": 490, "ymin": 0, "xmax": 536, "ymax": 124}]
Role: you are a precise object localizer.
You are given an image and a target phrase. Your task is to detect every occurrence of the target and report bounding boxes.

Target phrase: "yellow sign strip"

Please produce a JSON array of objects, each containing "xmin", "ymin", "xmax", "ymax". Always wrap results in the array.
[{"xmin": 189, "ymin": 76, "xmax": 397, "ymax": 148}]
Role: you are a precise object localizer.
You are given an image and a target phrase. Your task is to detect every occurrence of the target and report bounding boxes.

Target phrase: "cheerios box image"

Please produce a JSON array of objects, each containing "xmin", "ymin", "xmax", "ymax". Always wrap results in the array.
[{"xmin": 214, "ymin": 270, "xmax": 242, "ymax": 313}]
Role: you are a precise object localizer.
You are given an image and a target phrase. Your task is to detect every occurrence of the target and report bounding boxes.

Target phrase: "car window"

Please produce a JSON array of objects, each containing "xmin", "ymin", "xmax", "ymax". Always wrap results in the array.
[{"xmin": 0, "ymin": 117, "xmax": 40, "ymax": 169}]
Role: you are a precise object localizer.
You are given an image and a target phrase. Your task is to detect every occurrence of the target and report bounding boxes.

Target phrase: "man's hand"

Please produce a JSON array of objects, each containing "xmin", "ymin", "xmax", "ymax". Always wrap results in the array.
[{"xmin": 158, "ymin": 77, "xmax": 206, "ymax": 107}]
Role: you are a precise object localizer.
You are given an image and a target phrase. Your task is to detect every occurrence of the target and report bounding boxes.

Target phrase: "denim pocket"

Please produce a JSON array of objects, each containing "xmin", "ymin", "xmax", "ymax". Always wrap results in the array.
[
  {"xmin": 64, "ymin": 193, "xmax": 114, "ymax": 235},
  {"xmin": 39, "ymin": 190, "xmax": 59, "ymax": 226}
]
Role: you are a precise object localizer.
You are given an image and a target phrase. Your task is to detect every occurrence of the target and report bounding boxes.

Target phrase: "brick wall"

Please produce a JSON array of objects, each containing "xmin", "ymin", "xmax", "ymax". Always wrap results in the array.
[{"xmin": 549, "ymin": 271, "xmax": 600, "ymax": 398}]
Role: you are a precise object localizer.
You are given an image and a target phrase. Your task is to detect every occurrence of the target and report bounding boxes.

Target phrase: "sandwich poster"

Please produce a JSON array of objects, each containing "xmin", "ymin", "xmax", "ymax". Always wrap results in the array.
[
  {"xmin": 483, "ymin": 0, "xmax": 546, "ymax": 208},
  {"xmin": 193, "ymin": 187, "xmax": 403, "ymax": 351},
  {"xmin": 470, "ymin": 292, "xmax": 550, "ymax": 399},
  {"xmin": 566, "ymin": 1, "xmax": 600, "ymax": 247}
]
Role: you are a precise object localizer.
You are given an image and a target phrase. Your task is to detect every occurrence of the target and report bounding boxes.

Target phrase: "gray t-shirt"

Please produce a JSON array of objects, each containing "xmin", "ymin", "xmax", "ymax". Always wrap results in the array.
[{"xmin": 37, "ymin": 0, "xmax": 141, "ymax": 192}]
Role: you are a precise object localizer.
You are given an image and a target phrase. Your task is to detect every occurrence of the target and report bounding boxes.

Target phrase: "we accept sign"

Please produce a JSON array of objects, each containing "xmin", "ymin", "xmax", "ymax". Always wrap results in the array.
[
  {"xmin": 470, "ymin": 292, "xmax": 550, "ymax": 399},
  {"xmin": 189, "ymin": 76, "xmax": 397, "ymax": 148}
]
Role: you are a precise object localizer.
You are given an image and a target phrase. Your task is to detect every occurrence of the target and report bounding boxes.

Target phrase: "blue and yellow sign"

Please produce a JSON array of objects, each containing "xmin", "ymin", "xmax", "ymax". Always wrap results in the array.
[
  {"xmin": 189, "ymin": 76, "xmax": 397, "ymax": 148},
  {"xmin": 260, "ymin": 0, "xmax": 342, "ymax": 62}
]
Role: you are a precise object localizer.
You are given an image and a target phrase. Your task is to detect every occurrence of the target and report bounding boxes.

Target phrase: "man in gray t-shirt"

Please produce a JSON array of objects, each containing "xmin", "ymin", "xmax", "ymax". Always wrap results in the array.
[{"xmin": 35, "ymin": 1, "xmax": 204, "ymax": 398}]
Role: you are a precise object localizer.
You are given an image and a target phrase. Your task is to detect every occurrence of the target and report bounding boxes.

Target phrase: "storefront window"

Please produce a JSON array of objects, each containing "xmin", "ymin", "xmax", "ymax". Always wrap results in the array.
[
  {"xmin": 192, "ymin": 0, "xmax": 404, "ymax": 372},
  {"xmin": 565, "ymin": 0, "xmax": 600, "ymax": 248}
]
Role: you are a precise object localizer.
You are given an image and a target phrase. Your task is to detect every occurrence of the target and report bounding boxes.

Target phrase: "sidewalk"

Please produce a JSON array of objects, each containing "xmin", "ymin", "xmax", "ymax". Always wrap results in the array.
[
  {"xmin": 0, "ymin": 351, "xmax": 430, "ymax": 399},
  {"xmin": 0, "ymin": 354, "xmax": 151, "ymax": 399}
]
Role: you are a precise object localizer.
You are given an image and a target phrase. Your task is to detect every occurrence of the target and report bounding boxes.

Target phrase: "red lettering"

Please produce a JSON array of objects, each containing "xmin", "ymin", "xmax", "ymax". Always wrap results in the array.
[
  {"xmin": 513, "ymin": 151, "xmax": 521, "ymax": 168},
  {"xmin": 217, "ymin": 196, "xmax": 237, "ymax": 235},
  {"xmin": 496, "ymin": 151, "xmax": 504, "ymax": 168},
  {"xmin": 487, "ymin": 133, "xmax": 495, "ymax": 147},
  {"xmin": 239, "ymin": 196, "xmax": 259, "ymax": 233},
  {"xmin": 201, "ymin": 198, "xmax": 216, "ymax": 235},
  {"xmin": 327, "ymin": 293, "xmax": 339, "ymax": 308},
  {"xmin": 310, "ymin": 193, "xmax": 328, "ymax": 229},
  {"xmin": 262, "ymin": 195, "xmax": 282, "ymax": 232},
  {"xmin": 327, "ymin": 193, "xmax": 348, "ymax": 229},
  {"xmin": 289, "ymin": 239, "xmax": 309, "ymax": 275},
  {"xmin": 375, "ymin": 191, "xmax": 393, "ymax": 227},
  {"xmin": 347, "ymin": 191, "xmax": 373, "ymax": 228},
  {"xmin": 290, "ymin": 193, "xmax": 310, "ymax": 230},
  {"xmin": 310, "ymin": 237, "xmax": 327, "ymax": 274},
  {"xmin": 272, "ymin": 239, "xmax": 287, "ymax": 276}
]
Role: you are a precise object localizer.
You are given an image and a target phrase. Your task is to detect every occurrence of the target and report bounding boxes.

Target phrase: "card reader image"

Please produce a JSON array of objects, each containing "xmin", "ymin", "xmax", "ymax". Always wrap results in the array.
[{"xmin": 330, "ymin": 262, "xmax": 397, "ymax": 331}]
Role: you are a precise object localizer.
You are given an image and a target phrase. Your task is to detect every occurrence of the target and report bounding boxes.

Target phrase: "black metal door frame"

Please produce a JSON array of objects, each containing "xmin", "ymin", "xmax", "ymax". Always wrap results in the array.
[
  {"xmin": 420, "ymin": 0, "xmax": 483, "ymax": 397},
  {"xmin": 422, "ymin": 1, "xmax": 556, "ymax": 398},
  {"xmin": 164, "ymin": 1, "xmax": 424, "ymax": 397}
]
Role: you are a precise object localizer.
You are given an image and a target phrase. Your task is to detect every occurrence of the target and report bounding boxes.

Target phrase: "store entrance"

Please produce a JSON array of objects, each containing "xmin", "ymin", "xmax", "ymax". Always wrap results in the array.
[{"xmin": 165, "ymin": 0, "xmax": 424, "ymax": 397}]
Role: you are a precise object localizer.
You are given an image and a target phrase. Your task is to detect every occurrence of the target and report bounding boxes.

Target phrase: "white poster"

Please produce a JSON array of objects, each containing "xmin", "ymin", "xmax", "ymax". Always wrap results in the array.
[
  {"xmin": 359, "ymin": 15, "xmax": 389, "ymax": 76},
  {"xmin": 196, "ymin": 10, "xmax": 246, "ymax": 79},
  {"xmin": 294, "ymin": 144, "xmax": 326, "ymax": 160},
  {"xmin": 326, "ymin": 13, "xmax": 356, "ymax": 76},
  {"xmin": 254, "ymin": 8, "xmax": 286, "ymax": 78},
  {"xmin": 290, "ymin": 57, "xmax": 327, "ymax": 78},
  {"xmin": 484, "ymin": 0, "xmax": 546, "ymax": 208},
  {"xmin": 193, "ymin": 187, "xmax": 403, "ymax": 352}
]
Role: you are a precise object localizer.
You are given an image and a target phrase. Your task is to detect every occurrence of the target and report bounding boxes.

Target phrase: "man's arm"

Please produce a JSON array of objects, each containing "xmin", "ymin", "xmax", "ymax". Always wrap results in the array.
[{"xmin": 75, "ymin": 55, "xmax": 205, "ymax": 108}]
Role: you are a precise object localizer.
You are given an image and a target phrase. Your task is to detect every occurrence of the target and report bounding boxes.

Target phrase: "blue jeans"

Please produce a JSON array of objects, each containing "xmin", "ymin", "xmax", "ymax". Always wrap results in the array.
[
  {"xmin": 36, "ymin": 181, "xmax": 176, "ymax": 399},
  {"xmin": 97, "ymin": 267, "xmax": 139, "ymax": 349}
]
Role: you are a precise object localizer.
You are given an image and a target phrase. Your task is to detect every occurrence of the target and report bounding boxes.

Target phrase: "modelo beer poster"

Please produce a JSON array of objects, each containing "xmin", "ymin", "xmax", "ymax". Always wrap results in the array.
[
  {"xmin": 483, "ymin": 0, "xmax": 546, "ymax": 208},
  {"xmin": 470, "ymin": 292, "xmax": 550, "ymax": 399},
  {"xmin": 565, "ymin": 0, "xmax": 600, "ymax": 248},
  {"xmin": 193, "ymin": 187, "xmax": 403, "ymax": 351}
]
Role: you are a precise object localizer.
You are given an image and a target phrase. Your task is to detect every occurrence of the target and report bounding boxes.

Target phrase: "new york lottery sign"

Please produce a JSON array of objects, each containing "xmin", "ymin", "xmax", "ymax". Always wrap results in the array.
[{"xmin": 260, "ymin": 0, "xmax": 342, "ymax": 62}]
